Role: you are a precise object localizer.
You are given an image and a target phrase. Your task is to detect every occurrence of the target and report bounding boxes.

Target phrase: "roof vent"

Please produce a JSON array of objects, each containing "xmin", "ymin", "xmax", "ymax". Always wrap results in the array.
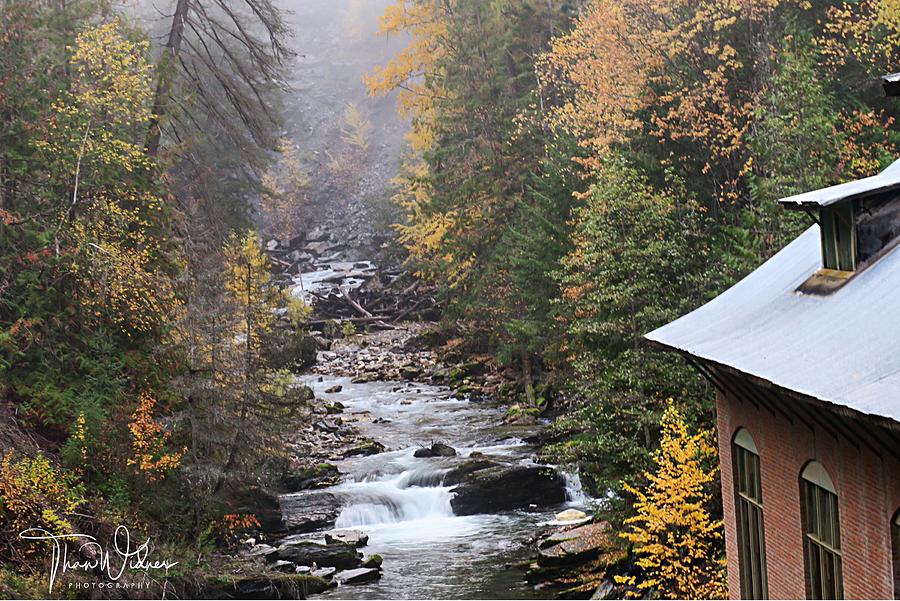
[{"xmin": 779, "ymin": 158, "xmax": 900, "ymax": 292}]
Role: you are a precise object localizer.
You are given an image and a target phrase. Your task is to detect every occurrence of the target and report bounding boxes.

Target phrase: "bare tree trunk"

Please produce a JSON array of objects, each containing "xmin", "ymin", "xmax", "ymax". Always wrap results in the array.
[
  {"xmin": 522, "ymin": 349, "xmax": 536, "ymax": 407},
  {"xmin": 0, "ymin": 156, "xmax": 6, "ymax": 212},
  {"xmin": 146, "ymin": 0, "xmax": 191, "ymax": 157}
]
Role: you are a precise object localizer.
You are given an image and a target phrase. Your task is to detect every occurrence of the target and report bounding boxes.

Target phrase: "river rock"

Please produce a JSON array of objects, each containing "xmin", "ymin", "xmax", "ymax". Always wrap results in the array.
[
  {"xmin": 555, "ymin": 508, "xmax": 589, "ymax": 523},
  {"xmin": 413, "ymin": 442, "xmax": 457, "ymax": 458},
  {"xmin": 311, "ymin": 567, "xmax": 337, "ymax": 580},
  {"xmin": 536, "ymin": 521, "xmax": 618, "ymax": 567},
  {"xmin": 325, "ymin": 402, "xmax": 344, "ymax": 415},
  {"xmin": 281, "ymin": 463, "xmax": 340, "ymax": 492},
  {"xmin": 314, "ymin": 420, "xmax": 339, "ymax": 434},
  {"xmin": 351, "ymin": 372, "xmax": 379, "ymax": 383},
  {"xmin": 325, "ymin": 529, "xmax": 369, "ymax": 548},
  {"xmin": 305, "ymin": 241, "xmax": 331, "ymax": 255},
  {"xmin": 325, "ymin": 384, "xmax": 343, "ymax": 393},
  {"xmin": 229, "ymin": 485, "xmax": 284, "ymax": 533},
  {"xmin": 206, "ymin": 573, "xmax": 330, "ymax": 599},
  {"xmin": 244, "ymin": 543, "xmax": 279, "ymax": 559},
  {"xmin": 269, "ymin": 560, "xmax": 296, "ymax": 573},
  {"xmin": 441, "ymin": 459, "xmax": 498, "ymax": 485},
  {"xmin": 343, "ymin": 438, "xmax": 385, "ymax": 457},
  {"xmin": 334, "ymin": 567, "xmax": 382, "ymax": 585},
  {"xmin": 275, "ymin": 540, "xmax": 363, "ymax": 570},
  {"xmin": 362, "ymin": 554, "xmax": 383, "ymax": 569},
  {"xmin": 279, "ymin": 490, "xmax": 341, "ymax": 532},
  {"xmin": 449, "ymin": 465, "xmax": 566, "ymax": 515}
]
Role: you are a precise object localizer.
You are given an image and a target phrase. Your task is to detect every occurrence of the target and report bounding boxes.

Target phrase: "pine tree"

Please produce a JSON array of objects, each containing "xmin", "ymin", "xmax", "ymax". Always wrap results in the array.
[{"xmin": 552, "ymin": 156, "xmax": 719, "ymax": 495}]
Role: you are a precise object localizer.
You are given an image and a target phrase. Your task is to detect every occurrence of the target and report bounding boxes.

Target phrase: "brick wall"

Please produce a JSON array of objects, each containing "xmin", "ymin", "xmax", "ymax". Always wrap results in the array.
[{"xmin": 717, "ymin": 388, "xmax": 900, "ymax": 599}]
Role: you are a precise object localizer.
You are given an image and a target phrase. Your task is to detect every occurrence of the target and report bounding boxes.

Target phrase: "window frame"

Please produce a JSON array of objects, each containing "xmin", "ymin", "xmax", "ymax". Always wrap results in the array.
[
  {"xmin": 820, "ymin": 204, "xmax": 857, "ymax": 272},
  {"xmin": 801, "ymin": 462, "xmax": 843, "ymax": 600},
  {"xmin": 891, "ymin": 509, "xmax": 899, "ymax": 600},
  {"xmin": 734, "ymin": 429, "xmax": 768, "ymax": 599}
]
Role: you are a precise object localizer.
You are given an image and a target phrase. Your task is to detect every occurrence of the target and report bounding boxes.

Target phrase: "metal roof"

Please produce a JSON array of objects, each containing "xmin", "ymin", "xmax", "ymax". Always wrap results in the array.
[
  {"xmin": 646, "ymin": 225, "xmax": 900, "ymax": 424},
  {"xmin": 778, "ymin": 158, "xmax": 900, "ymax": 208}
]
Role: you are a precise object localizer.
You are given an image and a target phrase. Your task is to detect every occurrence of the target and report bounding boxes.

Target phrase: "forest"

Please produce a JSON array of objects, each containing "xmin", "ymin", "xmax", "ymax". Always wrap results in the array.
[{"xmin": 1, "ymin": 0, "xmax": 898, "ymax": 599}]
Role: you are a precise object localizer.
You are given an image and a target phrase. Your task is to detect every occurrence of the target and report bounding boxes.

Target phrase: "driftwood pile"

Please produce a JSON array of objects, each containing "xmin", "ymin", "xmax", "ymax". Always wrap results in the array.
[
  {"xmin": 265, "ymin": 232, "xmax": 437, "ymax": 330},
  {"xmin": 306, "ymin": 280, "xmax": 437, "ymax": 330}
]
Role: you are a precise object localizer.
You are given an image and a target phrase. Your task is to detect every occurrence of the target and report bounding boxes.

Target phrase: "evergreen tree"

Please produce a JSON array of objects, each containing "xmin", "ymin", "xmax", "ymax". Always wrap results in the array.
[{"xmin": 552, "ymin": 156, "xmax": 720, "ymax": 495}]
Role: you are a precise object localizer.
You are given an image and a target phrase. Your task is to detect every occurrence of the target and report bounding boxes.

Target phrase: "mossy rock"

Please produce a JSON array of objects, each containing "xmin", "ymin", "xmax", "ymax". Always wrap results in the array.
[
  {"xmin": 204, "ymin": 573, "xmax": 330, "ymax": 599},
  {"xmin": 362, "ymin": 554, "xmax": 383, "ymax": 569}
]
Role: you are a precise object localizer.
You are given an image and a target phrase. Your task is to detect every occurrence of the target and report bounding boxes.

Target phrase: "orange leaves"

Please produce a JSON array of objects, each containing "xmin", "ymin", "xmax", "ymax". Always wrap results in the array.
[
  {"xmin": 834, "ymin": 109, "xmax": 897, "ymax": 179},
  {"xmin": 365, "ymin": 0, "xmax": 447, "ymax": 129},
  {"xmin": 209, "ymin": 513, "xmax": 260, "ymax": 546},
  {"xmin": 539, "ymin": 0, "xmax": 651, "ymax": 160},
  {"xmin": 127, "ymin": 393, "xmax": 184, "ymax": 482},
  {"xmin": 540, "ymin": 0, "xmax": 790, "ymax": 191}
]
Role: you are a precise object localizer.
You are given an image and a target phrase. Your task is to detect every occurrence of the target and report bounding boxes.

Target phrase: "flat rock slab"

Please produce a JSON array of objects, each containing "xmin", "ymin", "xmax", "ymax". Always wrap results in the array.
[
  {"xmin": 335, "ymin": 567, "xmax": 382, "ymax": 585},
  {"xmin": 325, "ymin": 529, "xmax": 369, "ymax": 548},
  {"xmin": 311, "ymin": 567, "xmax": 337, "ymax": 580},
  {"xmin": 244, "ymin": 543, "xmax": 278, "ymax": 558},
  {"xmin": 537, "ymin": 522, "xmax": 617, "ymax": 567}
]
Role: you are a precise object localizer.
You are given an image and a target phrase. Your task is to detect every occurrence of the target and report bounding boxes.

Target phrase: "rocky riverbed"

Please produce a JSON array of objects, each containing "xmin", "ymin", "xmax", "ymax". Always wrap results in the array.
[{"xmin": 227, "ymin": 326, "xmax": 624, "ymax": 600}]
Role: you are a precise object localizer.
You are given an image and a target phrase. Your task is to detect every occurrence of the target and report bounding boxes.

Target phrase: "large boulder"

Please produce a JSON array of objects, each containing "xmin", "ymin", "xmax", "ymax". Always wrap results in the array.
[
  {"xmin": 275, "ymin": 540, "xmax": 362, "ymax": 570},
  {"xmin": 441, "ymin": 458, "xmax": 498, "ymax": 486},
  {"xmin": 229, "ymin": 485, "xmax": 284, "ymax": 533},
  {"xmin": 279, "ymin": 490, "xmax": 342, "ymax": 533},
  {"xmin": 343, "ymin": 438, "xmax": 386, "ymax": 457},
  {"xmin": 449, "ymin": 465, "xmax": 566, "ymax": 515}
]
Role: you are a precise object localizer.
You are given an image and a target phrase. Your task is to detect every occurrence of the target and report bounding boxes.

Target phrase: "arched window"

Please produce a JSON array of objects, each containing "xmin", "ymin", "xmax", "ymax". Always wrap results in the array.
[
  {"xmin": 801, "ymin": 462, "xmax": 842, "ymax": 599},
  {"xmin": 734, "ymin": 429, "xmax": 767, "ymax": 599},
  {"xmin": 892, "ymin": 509, "xmax": 899, "ymax": 599}
]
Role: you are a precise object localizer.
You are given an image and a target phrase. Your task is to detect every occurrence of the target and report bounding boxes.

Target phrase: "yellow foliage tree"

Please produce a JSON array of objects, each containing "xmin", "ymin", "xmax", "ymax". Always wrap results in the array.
[
  {"xmin": 366, "ymin": 0, "xmax": 452, "ymax": 281},
  {"xmin": 819, "ymin": 0, "xmax": 900, "ymax": 74},
  {"xmin": 617, "ymin": 403, "xmax": 728, "ymax": 599},
  {"xmin": 127, "ymin": 393, "xmax": 185, "ymax": 482},
  {"xmin": 36, "ymin": 19, "xmax": 174, "ymax": 335},
  {"xmin": 340, "ymin": 101, "xmax": 373, "ymax": 152},
  {"xmin": 0, "ymin": 452, "xmax": 83, "ymax": 541},
  {"xmin": 224, "ymin": 231, "xmax": 278, "ymax": 347},
  {"xmin": 213, "ymin": 231, "xmax": 283, "ymax": 493}
]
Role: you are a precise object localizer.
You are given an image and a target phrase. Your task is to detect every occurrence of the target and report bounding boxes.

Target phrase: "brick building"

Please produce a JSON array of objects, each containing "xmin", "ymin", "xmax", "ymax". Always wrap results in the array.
[{"xmin": 647, "ymin": 161, "xmax": 900, "ymax": 599}]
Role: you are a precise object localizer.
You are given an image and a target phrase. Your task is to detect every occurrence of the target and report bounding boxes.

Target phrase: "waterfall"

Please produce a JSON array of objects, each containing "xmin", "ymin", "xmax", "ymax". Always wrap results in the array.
[
  {"xmin": 561, "ymin": 469, "xmax": 591, "ymax": 506},
  {"xmin": 334, "ymin": 469, "xmax": 455, "ymax": 528}
]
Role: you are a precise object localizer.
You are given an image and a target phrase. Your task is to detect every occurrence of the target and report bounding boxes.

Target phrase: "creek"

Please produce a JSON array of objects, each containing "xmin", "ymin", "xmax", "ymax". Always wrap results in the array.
[{"xmin": 293, "ymin": 375, "xmax": 590, "ymax": 599}]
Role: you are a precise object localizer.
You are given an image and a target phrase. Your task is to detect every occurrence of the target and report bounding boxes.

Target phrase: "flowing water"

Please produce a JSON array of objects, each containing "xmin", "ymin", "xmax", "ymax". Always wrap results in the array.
[{"xmin": 296, "ymin": 376, "xmax": 590, "ymax": 599}]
